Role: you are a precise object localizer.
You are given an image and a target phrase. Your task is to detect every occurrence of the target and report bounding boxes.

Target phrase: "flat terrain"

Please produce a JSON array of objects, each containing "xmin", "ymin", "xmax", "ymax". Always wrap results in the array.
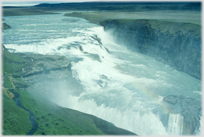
[
  {"xmin": 3, "ymin": 7, "xmax": 201, "ymax": 25},
  {"xmin": 3, "ymin": 2, "xmax": 201, "ymax": 26},
  {"xmin": 3, "ymin": 7, "xmax": 57, "ymax": 16},
  {"xmin": 64, "ymin": 10, "xmax": 201, "ymax": 25}
]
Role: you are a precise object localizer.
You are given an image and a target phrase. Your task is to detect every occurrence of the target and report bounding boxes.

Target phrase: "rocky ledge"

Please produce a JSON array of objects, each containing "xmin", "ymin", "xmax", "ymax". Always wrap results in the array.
[
  {"xmin": 100, "ymin": 19, "xmax": 201, "ymax": 79},
  {"xmin": 163, "ymin": 95, "xmax": 201, "ymax": 135},
  {"xmin": 3, "ymin": 43, "xmax": 70, "ymax": 78},
  {"xmin": 13, "ymin": 54, "xmax": 71, "ymax": 78}
]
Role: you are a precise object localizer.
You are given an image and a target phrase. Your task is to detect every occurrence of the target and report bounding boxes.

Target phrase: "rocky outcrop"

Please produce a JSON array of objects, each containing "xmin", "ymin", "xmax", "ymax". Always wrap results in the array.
[
  {"xmin": 2, "ymin": 45, "xmax": 70, "ymax": 78},
  {"xmin": 3, "ymin": 23, "xmax": 11, "ymax": 30},
  {"xmin": 100, "ymin": 19, "xmax": 201, "ymax": 79},
  {"xmin": 13, "ymin": 54, "xmax": 70, "ymax": 78},
  {"xmin": 163, "ymin": 95, "xmax": 179, "ymax": 105},
  {"xmin": 163, "ymin": 95, "xmax": 201, "ymax": 135}
]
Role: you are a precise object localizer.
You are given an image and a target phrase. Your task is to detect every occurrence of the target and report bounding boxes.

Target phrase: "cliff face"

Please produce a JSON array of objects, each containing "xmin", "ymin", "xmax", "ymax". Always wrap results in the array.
[
  {"xmin": 163, "ymin": 95, "xmax": 201, "ymax": 135},
  {"xmin": 100, "ymin": 19, "xmax": 201, "ymax": 79}
]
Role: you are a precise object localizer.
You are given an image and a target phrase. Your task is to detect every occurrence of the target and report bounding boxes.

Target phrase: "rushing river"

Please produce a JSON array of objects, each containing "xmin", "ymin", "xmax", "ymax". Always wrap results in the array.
[{"xmin": 3, "ymin": 13, "xmax": 202, "ymax": 135}]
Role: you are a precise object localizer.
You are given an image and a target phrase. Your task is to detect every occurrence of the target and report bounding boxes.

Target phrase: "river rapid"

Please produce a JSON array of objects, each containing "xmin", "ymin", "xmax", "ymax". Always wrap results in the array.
[{"xmin": 3, "ymin": 13, "xmax": 202, "ymax": 135}]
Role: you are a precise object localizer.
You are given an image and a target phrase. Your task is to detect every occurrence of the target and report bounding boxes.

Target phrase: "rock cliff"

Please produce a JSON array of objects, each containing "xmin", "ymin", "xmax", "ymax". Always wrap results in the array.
[
  {"xmin": 163, "ymin": 95, "xmax": 201, "ymax": 135},
  {"xmin": 100, "ymin": 19, "xmax": 201, "ymax": 79}
]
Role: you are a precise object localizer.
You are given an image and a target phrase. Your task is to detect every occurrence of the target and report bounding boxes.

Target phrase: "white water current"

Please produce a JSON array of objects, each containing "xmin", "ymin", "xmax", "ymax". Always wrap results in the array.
[{"xmin": 3, "ymin": 13, "xmax": 202, "ymax": 135}]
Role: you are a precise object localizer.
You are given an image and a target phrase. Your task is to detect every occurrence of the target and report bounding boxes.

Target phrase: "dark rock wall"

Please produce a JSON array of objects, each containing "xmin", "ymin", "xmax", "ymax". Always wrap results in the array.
[
  {"xmin": 3, "ymin": 23, "xmax": 11, "ymax": 30},
  {"xmin": 163, "ymin": 95, "xmax": 201, "ymax": 135},
  {"xmin": 100, "ymin": 20, "xmax": 201, "ymax": 79}
]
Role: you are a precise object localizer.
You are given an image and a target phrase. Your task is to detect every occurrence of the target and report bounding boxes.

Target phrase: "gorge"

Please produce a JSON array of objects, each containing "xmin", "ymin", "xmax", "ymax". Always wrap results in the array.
[{"xmin": 2, "ymin": 1, "xmax": 202, "ymax": 136}]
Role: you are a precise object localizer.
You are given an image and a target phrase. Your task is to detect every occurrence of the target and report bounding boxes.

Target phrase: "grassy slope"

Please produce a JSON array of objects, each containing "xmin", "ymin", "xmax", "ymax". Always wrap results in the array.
[
  {"xmin": 17, "ymin": 89, "xmax": 104, "ymax": 135},
  {"xmin": 2, "ymin": 17, "xmax": 134, "ymax": 134},
  {"xmin": 2, "ymin": 44, "xmax": 32, "ymax": 134},
  {"xmin": 2, "ymin": 44, "xmax": 135, "ymax": 135},
  {"xmin": 3, "ymin": 90, "xmax": 32, "ymax": 135},
  {"xmin": 2, "ymin": 8, "xmax": 99, "ymax": 135}
]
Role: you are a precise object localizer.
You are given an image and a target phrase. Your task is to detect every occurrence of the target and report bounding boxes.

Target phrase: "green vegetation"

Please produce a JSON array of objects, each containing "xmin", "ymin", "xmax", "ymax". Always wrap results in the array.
[
  {"xmin": 2, "ymin": 44, "xmax": 135, "ymax": 135},
  {"xmin": 3, "ymin": 45, "xmax": 26, "ymax": 75},
  {"xmin": 2, "ymin": 3, "xmax": 201, "ymax": 135},
  {"xmin": 15, "ymin": 89, "xmax": 104, "ymax": 135},
  {"xmin": 3, "ymin": 89, "xmax": 32, "ymax": 135},
  {"xmin": 3, "ymin": 76, "xmax": 14, "ymax": 90},
  {"xmin": 3, "ymin": 45, "xmax": 32, "ymax": 135}
]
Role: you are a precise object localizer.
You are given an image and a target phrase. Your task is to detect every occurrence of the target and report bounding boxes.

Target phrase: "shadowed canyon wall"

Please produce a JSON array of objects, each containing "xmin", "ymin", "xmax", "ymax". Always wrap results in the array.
[{"xmin": 100, "ymin": 19, "xmax": 201, "ymax": 79}]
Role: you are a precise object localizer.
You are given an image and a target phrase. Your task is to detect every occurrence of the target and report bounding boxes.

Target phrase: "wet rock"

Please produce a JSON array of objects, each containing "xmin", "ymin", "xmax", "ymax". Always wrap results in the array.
[
  {"xmin": 91, "ymin": 35, "xmax": 102, "ymax": 45},
  {"xmin": 14, "ymin": 54, "xmax": 70, "ymax": 77},
  {"xmin": 163, "ymin": 95, "xmax": 201, "ymax": 135},
  {"xmin": 179, "ymin": 95, "xmax": 201, "ymax": 135},
  {"xmin": 79, "ymin": 46, "xmax": 83, "ymax": 52},
  {"xmin": 179, "ymin": 95, "xmax": 201, "ymax": 110},
  {"xmin": 100, "ymin": 20, "xmax": 201, "ymax": 79},
  {"xmin": 85, "ymin": 53, "xmax": 101, "ymax": 62},
  {"xmin": 163, "ymin": 95, "xmax": 179, "ymax": 104},
  {"xmin": 3, "ymin": 23, "xmax": 11, "ymax": 30}
]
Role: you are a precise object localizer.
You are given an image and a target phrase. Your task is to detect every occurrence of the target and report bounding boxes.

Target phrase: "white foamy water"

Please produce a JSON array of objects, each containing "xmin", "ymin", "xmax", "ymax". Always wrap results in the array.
[
  {"xmin": 3, "ymin": 13, "xmax": 202, "ymax": 135},
  {"xmin": 194, "ymin": 116, "xmax": 203, "ymax": 135},
  {"xmin": 167, "ymin": 113, "xmax": 184, "ymax": 135}
]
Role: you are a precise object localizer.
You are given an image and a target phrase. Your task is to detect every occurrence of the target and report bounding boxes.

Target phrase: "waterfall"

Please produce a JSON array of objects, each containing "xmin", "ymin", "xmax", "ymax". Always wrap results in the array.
[
  {"xmin": 167, "ymin": 113, "xmax": 183, "ymax": 135},
  {"xmin": 3, "ymin": 13, "xmax": 202, "ymax": 136},
  {"xmin": 194, "ymin": 116, "xmax": 202, "ymax": 135},
  {"xmin": 57, "ymin": 95, "xmax": 169, "ymax": 135}
]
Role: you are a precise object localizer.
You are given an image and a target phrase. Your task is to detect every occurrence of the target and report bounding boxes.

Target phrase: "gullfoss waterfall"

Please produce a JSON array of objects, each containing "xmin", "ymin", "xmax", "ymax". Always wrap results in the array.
[{"xmin": 3, "ymin": 13, "xmax": 202, "ymax": 135}]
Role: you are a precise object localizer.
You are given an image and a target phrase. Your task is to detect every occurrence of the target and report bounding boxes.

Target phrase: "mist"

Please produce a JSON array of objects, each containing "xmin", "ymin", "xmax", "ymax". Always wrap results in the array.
[{"xmin": 3, "ymin": 11, "xmax": 201, "ymax": 135}]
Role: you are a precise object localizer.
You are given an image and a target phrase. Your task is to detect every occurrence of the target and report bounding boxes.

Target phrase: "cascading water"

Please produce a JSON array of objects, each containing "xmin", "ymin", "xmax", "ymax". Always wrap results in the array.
[
  {"xmin": 194, "ymin": 116, "xmax": 202, "ymax": 135},
  {"xmin": 167, "ymin": 113, "xmax": 184, "ymax": 135},
  {"xmin": 3, "ymin": 13, "xmax": 202, "ymax": 135}
]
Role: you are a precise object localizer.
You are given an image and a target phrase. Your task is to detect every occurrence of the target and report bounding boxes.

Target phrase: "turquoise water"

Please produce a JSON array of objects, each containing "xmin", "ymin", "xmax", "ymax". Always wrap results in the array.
[{"xmin": 3, "ymin": 13, "xmax": 202, "ymax": 135}]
